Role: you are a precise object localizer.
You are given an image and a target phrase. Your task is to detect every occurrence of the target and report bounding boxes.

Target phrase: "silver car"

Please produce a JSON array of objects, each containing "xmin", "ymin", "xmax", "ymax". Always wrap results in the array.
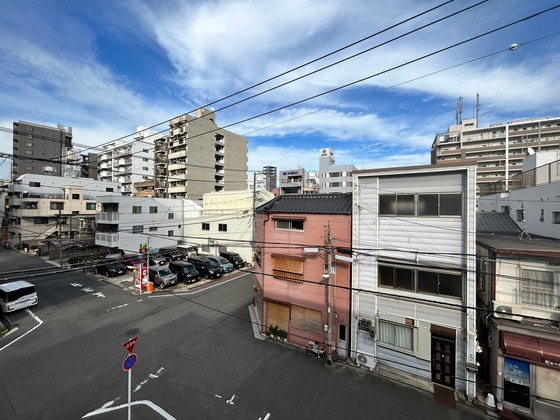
[
  {"xmin": 206, "ymin": 255, "xmax": 234, "ymax": 273},
  {"xmin": 149, "ymin": 266, "xmax": 178, "ymax": 289}
]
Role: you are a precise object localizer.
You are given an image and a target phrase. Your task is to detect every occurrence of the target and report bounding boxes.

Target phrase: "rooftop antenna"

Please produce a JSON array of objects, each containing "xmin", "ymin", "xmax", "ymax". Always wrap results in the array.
[
  {"xmin": 455, "ymin": 96, "xmax": 464, "ymax": 125},
  {"xmin": 518, "ymin": 202, "xmax": 532, "ymax": 240}
]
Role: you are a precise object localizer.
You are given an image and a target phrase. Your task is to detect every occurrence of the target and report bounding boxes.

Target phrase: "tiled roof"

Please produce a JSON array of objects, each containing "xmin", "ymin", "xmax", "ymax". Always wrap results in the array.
[
  {"xmin": 256, "ymin": 193, "xmax": 352, "ymax": 215},
  {"xmin": 477, "ymin": 212, "xmax": 522, "ymax": 235}
]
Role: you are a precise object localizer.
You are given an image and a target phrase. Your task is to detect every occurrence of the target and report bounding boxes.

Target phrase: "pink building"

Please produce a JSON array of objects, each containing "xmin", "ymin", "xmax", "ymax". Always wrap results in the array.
[{"xmin": 253, "ymin": 193, "xmax": 352, "ymax": 358}]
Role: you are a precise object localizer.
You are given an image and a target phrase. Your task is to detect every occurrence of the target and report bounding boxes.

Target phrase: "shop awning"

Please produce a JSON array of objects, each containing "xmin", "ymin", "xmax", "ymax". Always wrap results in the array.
[{"xmin": 501, "ymin": 332, "xmax": 560, "ymax": 367}]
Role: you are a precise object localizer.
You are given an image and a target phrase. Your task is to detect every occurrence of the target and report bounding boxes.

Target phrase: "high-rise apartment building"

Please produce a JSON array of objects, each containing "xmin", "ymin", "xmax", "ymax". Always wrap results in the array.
[
  {"xmin": 12, "ymin": 121, "xmax": 73, "ymax": 180},
  {"xmin": 155, "ymin": 108, "xmax": 248, "ymax": 200},
  {"xmin": 431, "ymin": 116, "xmax": 560, "ymax": 194},
  {"xmin": 318, "ymin": 148, "xmax": 356, "ymax": 193},
  {"xmin": 97, "ymin": 125, "xmax": 157, "ymax": 195},
  {"xmin": 262, "ymin": 166, "xmax": 277, "ymax": 192}
]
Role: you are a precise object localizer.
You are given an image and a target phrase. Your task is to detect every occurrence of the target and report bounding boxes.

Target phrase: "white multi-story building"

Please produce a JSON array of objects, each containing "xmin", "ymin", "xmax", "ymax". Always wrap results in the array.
[
  {"xmin": 318, "ymin": 148, "xmax": 356, "ymax": 193},
  {"xmin": 479, "ymin": 150, "xmax": 560, "ymax": 239},
  {"xmin": 97, "ymin": 125, "xmax": 158, "ymax": 195},
  {"xmin": 351, "ymin": 164, "xmax": 478, "ymax": 401},
  {"xmin": 95, "ymin": 196, "xmax": 190, "ymax": 254},
  {"xmin": 8, "ymin": 174, "xmax": 121, "ymax": 247}
]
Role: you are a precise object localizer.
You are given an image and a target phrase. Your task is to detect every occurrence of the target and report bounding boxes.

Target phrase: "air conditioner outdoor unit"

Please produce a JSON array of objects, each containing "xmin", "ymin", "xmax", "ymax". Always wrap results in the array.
[
  {"xmin": 356, "ymin": 352, "xmax": 376, "ymax": 371},
  {"xmin": 493, "ymin": 304, "xmax": 522, "ymax": 322}
]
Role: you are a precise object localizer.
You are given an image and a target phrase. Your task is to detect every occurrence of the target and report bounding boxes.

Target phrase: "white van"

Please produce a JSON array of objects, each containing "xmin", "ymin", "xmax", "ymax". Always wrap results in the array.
[
  {"xmin": 0, "ymin": 280, "xmax": 38, "ymax": 313},
  {"xmin": 176, "ymin": 244, "xmax": 198, "ymax": 259}
]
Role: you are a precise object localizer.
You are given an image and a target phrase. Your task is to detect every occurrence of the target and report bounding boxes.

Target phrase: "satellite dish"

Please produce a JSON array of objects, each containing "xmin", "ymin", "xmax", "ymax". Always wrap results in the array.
[{"xmin": 528, "ymin": 147, "xmax": 535, "ymax": 155}]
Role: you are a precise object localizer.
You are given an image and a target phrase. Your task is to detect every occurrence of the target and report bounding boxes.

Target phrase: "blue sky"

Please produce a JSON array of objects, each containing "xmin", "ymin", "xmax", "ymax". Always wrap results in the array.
[{"xmin": 1, "ymin": 0, "xmax": 560, "ymax": 180}]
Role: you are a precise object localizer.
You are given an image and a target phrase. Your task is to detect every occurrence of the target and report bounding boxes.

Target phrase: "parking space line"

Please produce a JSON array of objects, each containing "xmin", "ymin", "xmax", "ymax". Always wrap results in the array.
[
  {"xmin": 148, "ymin": 274, "xmax": 246, "ymax": 298},
  {"xmin": 0, "ymin": 309, "xmax": 43, "ymax": 352},
  {"xmin": 82, "ymin": 400, "xmax": 176, "ymax": 419}
]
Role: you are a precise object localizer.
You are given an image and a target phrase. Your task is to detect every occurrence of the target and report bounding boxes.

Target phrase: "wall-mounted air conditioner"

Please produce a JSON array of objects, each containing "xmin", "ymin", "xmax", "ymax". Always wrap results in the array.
[
  {"xmin": 356, "ymin": 352, "xmax": 376, "ymax": 371},
  {"xmin": 493, "ymin": 304, "xmax": 522, "ymax": 322}
]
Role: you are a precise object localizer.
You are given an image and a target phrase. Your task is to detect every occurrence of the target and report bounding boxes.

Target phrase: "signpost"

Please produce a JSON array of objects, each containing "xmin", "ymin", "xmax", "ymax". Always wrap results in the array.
[{"xmin": 122, "ymin": 337, "xmax": 139, "ymax": 420}]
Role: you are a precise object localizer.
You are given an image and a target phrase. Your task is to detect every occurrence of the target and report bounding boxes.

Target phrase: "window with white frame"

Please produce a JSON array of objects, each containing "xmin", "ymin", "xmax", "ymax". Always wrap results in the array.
[
  {"xmin": 218, "ymin": 224, "xmax": 227, "ymax": 232},
  {"xmin": 132, "ymin": 225, "xmax": 144, "ymax": 233},
  {"xmin": 553, "ymin": 212, "xmax": 560, "ymax": 224},
  {"xmin": 275, "ymin": 219, "xmax": 304, "ymax": 231},
  {"xmin": 520, "ymin": 269, "xmax": 559, "ymax": 309},
  {"xmin": 202, "ymin": 222, "xmax": 210, "ymax": 231},
  {"xmin": 378, "ymin": 320, "xmax": 413, "ymax": 351},
  {"xmin": 150, "ymin": 206, "xmax": 158, "ymax": 213}
]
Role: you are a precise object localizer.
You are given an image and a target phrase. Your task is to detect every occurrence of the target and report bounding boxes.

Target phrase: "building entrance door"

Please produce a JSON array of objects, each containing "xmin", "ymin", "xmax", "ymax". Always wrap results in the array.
[
  {"xmin": 431, "ymin": 334, "xmax": 455, "ymax": 388},
  {"xmin": 337, "ymin": 323, "xmax": 347, "ymax": 359}
]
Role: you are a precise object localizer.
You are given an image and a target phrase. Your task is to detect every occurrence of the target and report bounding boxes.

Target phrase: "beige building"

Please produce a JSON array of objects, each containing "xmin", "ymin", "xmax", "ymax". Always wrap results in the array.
[
  {"xmin": 431, "ymin": 116, "xmax": 560, "ymax": 194},
  {"xmin": 184, "ymin": 189, "xmax": 274, "ymax": 263},
  {"xmin": 155, "ymin": 108, "xmax": 248, "ymax": 200},
  {"xmin": 8, "ymin": 174, "xmax": 121, "ymax": 248}
]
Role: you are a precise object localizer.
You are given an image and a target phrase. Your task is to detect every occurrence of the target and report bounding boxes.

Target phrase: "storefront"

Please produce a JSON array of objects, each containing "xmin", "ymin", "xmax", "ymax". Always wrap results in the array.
[{"xmin": 495, "ymin": 330, "xmax": 560, "ymax": 419}]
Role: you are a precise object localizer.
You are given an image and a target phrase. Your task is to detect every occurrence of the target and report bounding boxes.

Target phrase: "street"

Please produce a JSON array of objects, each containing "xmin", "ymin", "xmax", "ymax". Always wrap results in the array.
[{"xmin": 0, "ymin": 250, "xmax": 484, "ymax": 419}]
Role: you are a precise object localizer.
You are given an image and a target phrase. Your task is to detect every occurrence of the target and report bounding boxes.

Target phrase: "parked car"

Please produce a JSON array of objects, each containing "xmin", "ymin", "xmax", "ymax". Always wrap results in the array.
[
  {"xmin": 168, "ymin": 261, "xmax": 200, "ymax": 284},
  {"xmin": 149, "ymin": 253, "xmax": 167, "ymax": 266},
  {"xmin": 95, "ymin": 261, "xmax": 127, "ymax": 277},
  {"xmin": 160, "ymin": 248, "xmax": 182, "ymax": 262},
  {"xmin": 205, "ymin": 255, "xmax": 234, "ymax": 274},
  {"xmin": 120, "ymin": 254, "xmax": 147, "ymax": 270},
  {"xmin": 187, "ymin": 256, "xmax": 223, "ymax": 279},
  {"xmin": 149, "ymin": 266, "xmax": 178, "ymax": 289},
  {"xmin": 219, "ymin": 251, "xmax": 245, "ymax": 269}
]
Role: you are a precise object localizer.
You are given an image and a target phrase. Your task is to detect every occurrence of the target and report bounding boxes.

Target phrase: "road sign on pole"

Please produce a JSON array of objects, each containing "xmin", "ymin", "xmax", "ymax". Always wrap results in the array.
[
  {"xmin": 122, "ymin": 336, "xmax": 138, "ymax": 354},
  {"xmin": 122, "ymin": 353, "xmax": 137, "ymax": 371}
]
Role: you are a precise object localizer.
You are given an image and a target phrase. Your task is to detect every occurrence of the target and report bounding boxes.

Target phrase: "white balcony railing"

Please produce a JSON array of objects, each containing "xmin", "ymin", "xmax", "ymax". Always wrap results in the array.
[
  {"xmin": 517, "ymin": 286, "xmax": 558, "ymax": 310},
  {"xmin": 95, "ymin": 232, "xmax": 119, "ymax": 247},
  {"xmin": 96, "ymin": 212, "xmax": 119, "ymax": 222}
]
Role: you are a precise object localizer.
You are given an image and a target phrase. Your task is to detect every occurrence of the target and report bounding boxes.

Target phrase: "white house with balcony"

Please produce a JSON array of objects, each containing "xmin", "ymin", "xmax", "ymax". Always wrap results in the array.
[
  {"xmin": 476, "ymin": 232, "xmax": 560, "ymax": 420},
  {"xmin": 351, "ymin": 164, "xmax": 478, "ymax": 402},
  {"xmin": 95, "ymin": 195, "xmax": 194, "ymax": 254},
  {"xmin": 8, "ymin": 174, "xmax": 121, "ymax": 248}
]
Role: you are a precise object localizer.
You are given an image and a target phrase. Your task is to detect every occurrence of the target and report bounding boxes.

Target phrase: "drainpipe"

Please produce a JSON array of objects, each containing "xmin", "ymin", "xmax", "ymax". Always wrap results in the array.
[{"xmin": 325, "ymin": 226, "xmax": 334, "ymax": 364}]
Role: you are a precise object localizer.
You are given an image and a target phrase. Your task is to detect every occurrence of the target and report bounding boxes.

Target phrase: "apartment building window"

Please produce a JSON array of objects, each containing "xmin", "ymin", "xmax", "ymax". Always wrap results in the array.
[
  {"xmin": 520, "ymin": 269, "xmax": 558, "ymax": 309},
  {"xmin": 272, "ymin": 256, "xmax": 304, "ymax": 282},
  {"xmin": 149, "ymin": 227, "xmax": 157, "ymax": 232},
  {"xmin": 25, "ymin": 150, "xmax": 33, "ymax": 155},
  {"xmin": 25, "ymin": 142, "xmax": 32, "ymax": 147},
  {"xmin": 275, "ymin": 219, "xmax": 304, "ymax": 231},
  {"xmin": 218, "ymin": 223, "xmax": 227, "ymax": 232},
  {"xmin": 150, "ymin": 206, "xmax": 158, "ymax": 213},
  {"xmin": 142, "ymin": 167, "xmax": 149, "ymax": 171},
  {"xmin": 86, "ymin": 203, "xmax": 96, "ymax": 210},
  {"xmin": 143, "ymin": 158, "xmax": 149, "ymax": 162},
  {"xmin": 517, "ymin": 210, "xmax": 525, "ymax": 222},
  {"xmin": 202, "ymin": 223, "xmax": 210, "ymax": 231},
  {"xmin": 26, "ymin": 126, "xmax": 32, "ymax": 131},
  {"xmin": 106, "ymin": 187, "xmax": 114, "ymax": 192},
  {"xmin": 132, "ymin": 225, "xmax": 144, "ymax": 233},
  {"xmin": 132, "ymin": 206, "xmax": 142, "ymax": 214},
  {"xmin": 378, "ymin": 321, "xmax": 413, "ymax": 352},
  {"xmin": 72, "ymin": 194, "xmax": 80, "ymax": 200},
  {"xmin": 168, "ymin": 213, "xmax": 174, "ymax": 219},
  {"xmin": 29, "ymin": 182, "xmax": 40, "ymax": 187},
  {"xmin": 50, "ymin": 202, "xmax": 64, "ymax": 210},
  {"xmin": 380, "ymin": 194, "xmax": 415, "ymax": 216},
  {"xmin": 168, "ymin": 230, "xmax": 174, "ymax": 237},
  {"xmin": 379, "ymin": 263, "xmax": 462, "ymax": 299},
  {"xmin": 553, "ymin": 212, "xmax": 560, "ymax": 224},
  {"xmin": 143, "ymin": 149, "xmax": 149, "ymax": 153}
]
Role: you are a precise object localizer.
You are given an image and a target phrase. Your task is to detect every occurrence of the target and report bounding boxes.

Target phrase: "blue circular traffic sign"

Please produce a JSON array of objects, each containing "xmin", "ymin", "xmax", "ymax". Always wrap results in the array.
[{"xmin": 122, "ymin": 353, "xmax": 137, "ymax": 371}]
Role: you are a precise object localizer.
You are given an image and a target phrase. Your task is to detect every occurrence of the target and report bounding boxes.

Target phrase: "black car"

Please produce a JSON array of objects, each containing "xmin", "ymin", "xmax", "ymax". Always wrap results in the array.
[
  {"xmin": 219, "ymin": 251, "xmax": 245, "ymax": 269},
  {"xmin": 168, "ymin": 261, "xmax": 200, "ymax": 284},
  {"xmin": 160, "ymin": 248, "xmax": 182, "ymax": 262},
  {"xmin": 95, "ymin": 261, "xmax": 127, "ymax": 277},
  {"xmin": 187, "ymin": 256, "xmax": 223, "ymax": 279}
]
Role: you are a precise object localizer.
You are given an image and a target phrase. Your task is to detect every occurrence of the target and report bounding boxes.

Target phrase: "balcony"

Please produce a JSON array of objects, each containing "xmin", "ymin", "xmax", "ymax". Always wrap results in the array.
[
  {"xmin": 517, "ymin": 286, "xmax": 558, "ymax": 310},
  {"xmin": 95, "ymin": 232, "xmax": 119, "ymax": 248},
  {"xmin": 96, "ymin": 212, "xmax": 119, "ymax": 222}
]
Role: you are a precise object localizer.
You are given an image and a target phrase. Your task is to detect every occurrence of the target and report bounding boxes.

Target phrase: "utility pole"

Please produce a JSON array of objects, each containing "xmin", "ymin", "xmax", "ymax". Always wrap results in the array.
[
  {"xmin": 325, "ymin": 225, "xmax": 334, "ymax": 364},
  {"xmin": 58, "ymin": 209, "xmax": 63, "ymax": 267}
]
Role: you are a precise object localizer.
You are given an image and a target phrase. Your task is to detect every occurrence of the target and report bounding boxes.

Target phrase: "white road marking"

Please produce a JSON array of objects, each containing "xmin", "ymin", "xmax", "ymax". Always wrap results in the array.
[
  {"xmin": 70, "ymin": 283, "xmax": 83, "ymax": 287},
  {"xmin": 259, "ymin": 414, "xmax": 271, "ymax": 420},
  {"xmin": 132, "ymin": 367, "xmax": 165, "ymax": 393},
  {"xmin": 81, "ymin": 287, "xmax": 94, "ymax": 293},
  {"xmin": 106, "ymin": 303, "xmax": 129, "ymax": 312},
  {"xmin": 215, "ymin": 394, "xmax": 223, "ymax": 399},
  {"xmin": 82, "ymin": 400, "xmax": 176, "ymax": 419},
  {"xmin": 92, "ymin": 292, "xmax": 105, "ymax": 298},
  {"xmin": 148, "ymin": 275, "xmax": 245, "ymax": 299},
  {"xmin": 226, "ymin": 394, "xmax": 236, "ymax": 405},
  {"xmin": 0, "ymin": 309, "xmax": 43, "ymax": 352}
]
